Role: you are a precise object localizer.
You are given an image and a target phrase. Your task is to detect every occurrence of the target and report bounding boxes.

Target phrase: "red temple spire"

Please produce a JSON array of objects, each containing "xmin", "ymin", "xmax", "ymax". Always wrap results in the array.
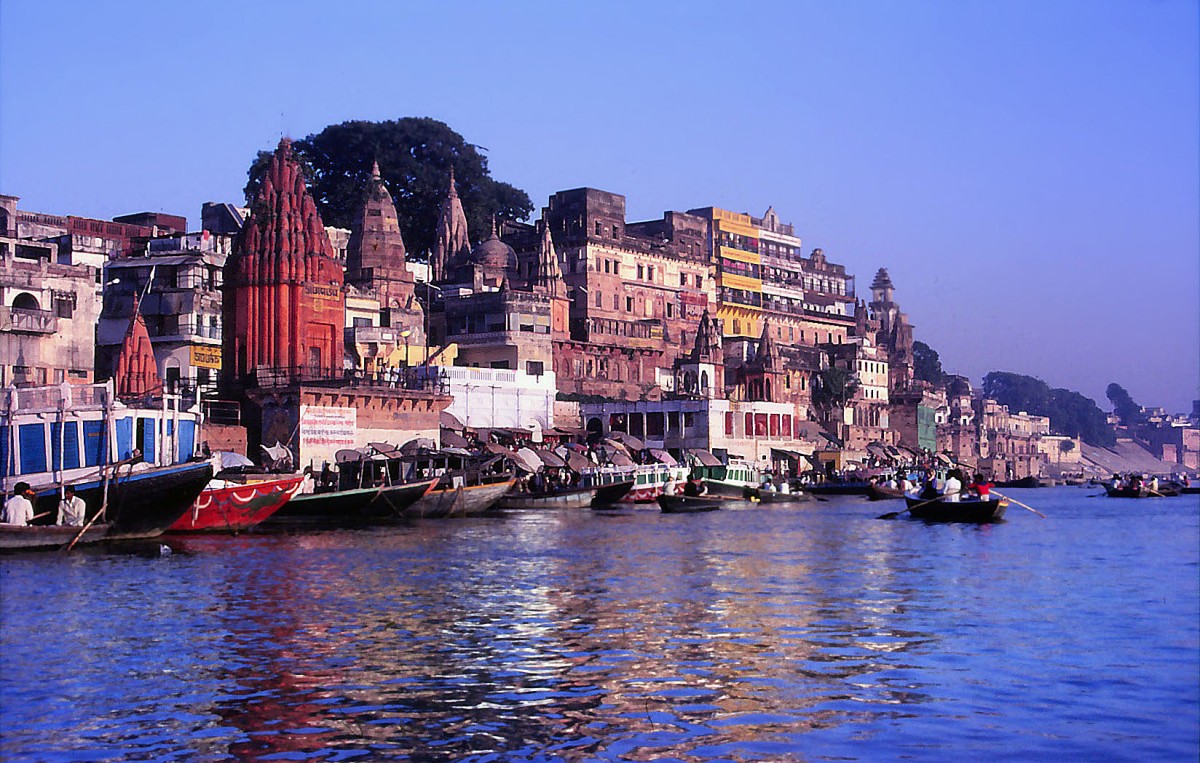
[{"xmin": 115, "ymin": 296, "xmax": 161, "ymax": 401}]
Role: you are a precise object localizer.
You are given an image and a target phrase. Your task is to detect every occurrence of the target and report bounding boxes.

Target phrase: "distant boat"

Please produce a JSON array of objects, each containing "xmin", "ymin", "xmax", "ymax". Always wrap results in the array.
[
  {"xmin": 867, "ymin": 483, "xmax": 905, "ymax": 501},
  {"xmin": 168, "ymin": 474, "xmax": 304, "ymax": 533},
  {"xmin": 408, "ymin": 478, "xmax": 516, "ymax": 518},
  {"xmin": 496, "ymin": 479, "xmax": 634, "ymax": 510},
  {"xmin": 1103, "ymin": 484, "xmax": 1179, "ymax": 498},
  {"xmin": 904, "ymin": 495, "xmax": 1008, "ymax": 523},
  {"xmin": 994, "ymin": 476, "xmax": 1043, "ymax": 489}
]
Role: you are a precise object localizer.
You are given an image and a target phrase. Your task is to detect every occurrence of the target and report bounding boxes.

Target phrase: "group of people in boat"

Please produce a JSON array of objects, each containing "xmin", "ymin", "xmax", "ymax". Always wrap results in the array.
[
  {"xmin": 2, "ymin": 482, "xmax": 86, "ymax": 527},
  {"xmin": 1109, "ymin": 473, "xmax": 1161, "ymax": 493},
  {"xmin": 898, "ymin": 468, "xmax": 996, "ymax": 503}
]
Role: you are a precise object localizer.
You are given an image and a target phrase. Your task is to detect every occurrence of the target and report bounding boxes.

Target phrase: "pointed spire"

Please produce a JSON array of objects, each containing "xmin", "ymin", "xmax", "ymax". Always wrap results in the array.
[
  {"xmin": 756, "ymin": 320, "xmax": 780, "ymax": 371},
  {"xmin": 489, "ymin": 214, "xmax": 498, "ymax": 239},
  {"xmin": 691, "ymin": 308, "xmax": 721, "ymax": 362},
  {"xmin": 534, "ymin": 218, "xmax": 564, "ymax": 296},
  {"xmin": 371, "ymin": 159, "xmax": 381, "ymax": 180},
  {"xmin": 115, "ymin": 295, "xmax": 162, "ymax": 401},
  {"xmin": 432, "ymin": 167, "xmax": 471, "ymax": 283}
]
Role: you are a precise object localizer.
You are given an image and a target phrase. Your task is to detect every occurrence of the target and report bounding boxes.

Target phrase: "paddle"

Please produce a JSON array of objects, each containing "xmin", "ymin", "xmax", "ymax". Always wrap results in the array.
[
  {"xmin": 876, "ymin": 490, "xmax": 960, "ymax": 520},
  {"xmin": 991, "ymin": 489, "xmax": 1047, "ymax": 519}
]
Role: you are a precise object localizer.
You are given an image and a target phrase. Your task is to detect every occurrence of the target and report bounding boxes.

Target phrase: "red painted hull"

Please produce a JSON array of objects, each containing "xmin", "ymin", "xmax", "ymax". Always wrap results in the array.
[{"xmin": 169, "ymin": 475, "xmax": 304, "ymax": 532}]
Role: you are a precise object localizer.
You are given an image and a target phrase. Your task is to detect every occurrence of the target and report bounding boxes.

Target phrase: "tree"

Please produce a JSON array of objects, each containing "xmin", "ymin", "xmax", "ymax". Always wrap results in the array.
[
  {"xmin": 244, "ymin": 118, "xmax": 533, "ymax": 256},
  {"xmin": 912, "ymin": 340, "xmax": 945, "ymax": 385},
  {"xmin": 812, "ymin": 366, "xmax": 860, "ymax": 416},
  {"xmin": 983, "ymin": 371, "xmax": 1115, "ymax": 447},
  {"xmin": 1105, "ymin": 382, "xmax": 1144, "ymax": 425}
]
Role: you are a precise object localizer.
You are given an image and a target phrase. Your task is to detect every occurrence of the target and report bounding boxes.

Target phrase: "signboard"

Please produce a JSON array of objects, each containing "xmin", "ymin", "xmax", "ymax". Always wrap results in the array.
[
  {"xmin": 299, "ymin": 405, "xmax": 357, "ymax": 468},
  {"xmin": 190, "ymin": 345, "xmax": 222, "ymax": 369}
]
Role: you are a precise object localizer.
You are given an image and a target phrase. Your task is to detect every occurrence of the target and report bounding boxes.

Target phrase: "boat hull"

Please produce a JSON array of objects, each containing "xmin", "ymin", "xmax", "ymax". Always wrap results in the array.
[
  {"xmin": 1103, "ymin": 485, "xmax": 1176, "ymax": 498},
  {"xmin": 169, "ymin": 475, "xmax": 304, "ymax": 533},
  {"xmin": 807, "ymin": 481, "xmax": 872, "ymax": 496},
  {"xmin": 273, "ymin": 478, "xmax": 438, "ymax": 522},
  {"xmin": 497, "ymin": 486, "xmax": 598, "ymax": 510},
  {"xmin": 592, "ymin": 479, "xmax": 634, "ymax": 505},
  {"xmin": 752, "ymin": 489, "xmax": 811, "ymax": 504},
  {"xmin": 904, "ymin": 496, "xmax": 1008, "ymax": 523},
  {"xmin": 0, "ymin": 523, "xmax": 111, "ymax": 551},
  {"xmin": 994, "ymin": 476, "xmax": 1042, "ymax": 489},
  {"xmin": 409, "ymin": 479, "xmax": 516, "ymax": 517},
  {"xmin": 32, "ymin": 462, "xmax": 213, "ymax": 540},
  {"xmin": 659, "ymin": 495, "xmax": 723, "ymax": 513},
  {"xmin": 867, "ymin": 484, "xmax": 905, "ymax": 501}
]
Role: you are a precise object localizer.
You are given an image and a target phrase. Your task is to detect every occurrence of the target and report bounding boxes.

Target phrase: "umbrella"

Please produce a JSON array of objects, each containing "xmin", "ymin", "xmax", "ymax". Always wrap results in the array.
[
  {"xmin": 649, "ymin": 449, "xmax": 677, "ymax": 466},
  {"xmin": 535, "ymin": 449, "xmax": 567, "ymax": 469},
  {"xmin": 400, "ymin": 437, "xmax": 437, "ymax": 454},
  {"xmin": 213, "ymin": 451, "xmax": 254, "ymax": 470},
  {"xmin": 440, "ymin": 410, "xmax": 465, "ymax": 431},
  {"xmin": 564, "ymin": 451, "xmax": 592, "ymax": 472},
  {"xmin": 605, "ymin": 449, "xmax": 636, "ymax": 468},
  {"xmin": 609, "ymin": 431, "xmax": 645, "ymax": 451},
  {"xmin": 440, "ymin": 429, "xmax": 470, "ymax": 449},
  {"xmin": 335, "ymin": 448, "xmax": 366, "ymax": 463},
  {"xmin": 512, "ymin": 447, "xmax": 543, "ymax": 473},
  {"xmin": 687, "ymin": 449, "xmax": 722, "ymax": 467}
]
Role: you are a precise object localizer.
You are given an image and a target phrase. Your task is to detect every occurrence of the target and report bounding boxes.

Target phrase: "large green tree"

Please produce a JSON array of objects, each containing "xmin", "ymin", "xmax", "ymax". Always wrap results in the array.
[
  {"xmin": 983, "ymin": 371, "xmax": 1115, "ymax": 446},
  {"xmin": 244, "ymin": 118, "xmax": 533, "ymax": 257},
  {"xmin": 912, "ymin": 340, "xmax": 945, "ymax": 385},
  {"xmin": 812, "ymin": 366, "xmax": 860, "ymax": 415}
]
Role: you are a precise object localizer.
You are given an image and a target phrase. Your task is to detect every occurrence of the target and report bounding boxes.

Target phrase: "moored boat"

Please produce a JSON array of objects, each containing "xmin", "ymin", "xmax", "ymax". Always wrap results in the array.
[
  {"xmin": 408, "ymin": 478, "xmax": 516, "ymax": 517},
  {"xmin": 867, "ymin": 483, "xmax": 905, "ymax": 501},
  {"xmin": 168, "ymin": 474, "xmax": 304, "ymax": 533},
  {"xmin": 691, "ymin": 459, "xmax": 760, "ymax": 498},
  {"xmin": 752, "ymin": 488, "xmax": 812, "ymax": 504},
  {"xmin": 497, "ymin": 478, "xmax": 634, "ymax": 510},
  {"xmin": 1102, "ymin": 484, "xmax": 1178, "ymax": 498},
  {"xmin": 273, "ymin": 477, "xmax": 439, "ymax": 522},
  {"xmin": 994, "ymin": 476, "xmax": 1043, "ymax": 489},
  {"xmin": 903, "ymin": 495, "xmax": 1008, "ymax": 523},
  {"xmin": 621, "ymin": 464, "xmax": 690, "ymax": 503},
  {"xmin": 0, "ymin": 522, "xmax": 111, "ymax": 551},
  {"xmin": 807, "ymin": 480, "xmax": 873, "ymax": 496},
  {"xmin": 658, "ymin": 494, "xmax": 724, "ymax": 513}
]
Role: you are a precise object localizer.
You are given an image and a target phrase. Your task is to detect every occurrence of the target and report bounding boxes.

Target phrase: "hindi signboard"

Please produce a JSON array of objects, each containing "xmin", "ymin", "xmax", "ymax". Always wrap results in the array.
[{"xmin": 299, "ymin": 405, "xmax": 357, "ymax": 467}]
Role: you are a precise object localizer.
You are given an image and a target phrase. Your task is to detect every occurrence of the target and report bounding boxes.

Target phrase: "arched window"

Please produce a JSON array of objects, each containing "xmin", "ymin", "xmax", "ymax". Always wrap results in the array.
[{"xmin": 11, "ymin": 293, "xmax": 39, "ymax": 311}]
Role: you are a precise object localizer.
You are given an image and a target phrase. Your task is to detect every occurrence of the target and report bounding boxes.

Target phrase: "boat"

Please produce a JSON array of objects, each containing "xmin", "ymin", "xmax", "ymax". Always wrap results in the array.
[
  {"xmin": 273, "ymin": 477, "xmax": 439, "ymax": 522},
  {"xmin": 806, "ymin": 479, "xmax": 873, "ymax": 496},
  {"xmin": 903, "ymin": 495, "xmax": 1008, "ymax": 523},
  {"xmin": 496, "ymin": 478, "xmax": 634, "ymax": 510},
  {"xmin": 168, "ymin": 474, "xmax": 304, "ymax": 533},
  {"xmin": 994, "ymin": 476, "xmax": 1043, "ymax": 488},
  {"xmin": 658, "ymin": 494, "xmax": 724, "ymax": 513},
  {"xmin": 0, "ymin": 522, "xmax": 113, "ymax": 551},
  {"xmin": 752, "ymin": 488, "xmax": 812, "ymax": 504},
  {"xmin": 867, "ymin": 483, "xmax": 905, "ymax": 501},
  {"xmin": 620, "ymin": 464, "xmax": 691, "ymax": 503},
  {"xmin": 690, "ymin": 459, "xmax": 761, "ymax": 498},
  {"xmin": 408, "ymin": 477, "xmax": 516, "ymax": 517},
  {"xmin": 1102, "ymin": 484, "xmax": 1178, "ymax": 498}
]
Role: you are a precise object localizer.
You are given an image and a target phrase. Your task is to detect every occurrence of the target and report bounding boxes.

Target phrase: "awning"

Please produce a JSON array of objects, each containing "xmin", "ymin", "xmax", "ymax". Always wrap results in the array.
[
  {"xmin": 400, "ymin": 437, "xmax": 437, "ymax": 454},
  {"xmin": 649, "ymin": 449, "xmax": 677, "ymax": 466},
  {"xmin": 687, "ymin": 449, "xmax": 722, "ymax": 467},
  {"xmin": 441, "ymin": 447, "xmax": 473, "ymax": 456},
  {"xmin": 335, "ymin": 448, "xmax": 366, "ymax": 463},
  {"xmin": 603, "ymin": 448, "xmax": 636, "ymax": 468},
  {"xmin": 368, "ymin": 442, "xmax": 403, "ymax": 458},
  {"xmin": 516, "ymin": 446, "xmax": 544, "ymax": 473},
  {"xmin": 440, "ymin": 410, "xmax": 465, "ymax": 431},
  {"xmin": 486, "ymin": 443, "xmax": 539, "ymax": 473},
  {"xmin": 564, "ymin": 451, "xmax": 592, "ymax": 472},
  {"xmin": 440, "ymin": 429, "xmax": 470, "ymax": 449},
  {"xmin": 535, "ymin": 449, "xmax": 567, "ymax": 469},
  {"xmin": 771, "ymin": 447, "xmax": 818, "ymax": 466}
]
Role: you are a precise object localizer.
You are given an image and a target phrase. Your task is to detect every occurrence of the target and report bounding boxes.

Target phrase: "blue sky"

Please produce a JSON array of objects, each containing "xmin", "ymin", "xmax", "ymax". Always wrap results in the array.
[{"xmin": 2, "ymin": 0, "xmax": 1197, "ymax": 413}]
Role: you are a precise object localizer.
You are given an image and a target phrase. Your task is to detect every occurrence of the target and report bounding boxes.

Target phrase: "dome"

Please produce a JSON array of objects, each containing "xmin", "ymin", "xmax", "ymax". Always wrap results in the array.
[{"xmin": 471, "ymin": 230, "xmax": 517, "ymax": 271}]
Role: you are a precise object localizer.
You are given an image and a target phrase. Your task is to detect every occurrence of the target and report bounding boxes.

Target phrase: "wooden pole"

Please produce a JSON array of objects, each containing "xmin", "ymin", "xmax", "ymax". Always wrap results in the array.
[
  {"xmin": 991, "ymin": 490, "xmax": 1048, "ymax": 518},
  {"xmin": 877, "ymin": 489, "xmax": 962, "ymax": 520}
]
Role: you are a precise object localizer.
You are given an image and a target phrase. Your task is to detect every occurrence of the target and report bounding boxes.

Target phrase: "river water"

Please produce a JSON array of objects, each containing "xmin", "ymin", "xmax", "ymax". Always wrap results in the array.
[{"xmin": 1, "ymin": 487, "xmax": 1197, "ymax": 762}]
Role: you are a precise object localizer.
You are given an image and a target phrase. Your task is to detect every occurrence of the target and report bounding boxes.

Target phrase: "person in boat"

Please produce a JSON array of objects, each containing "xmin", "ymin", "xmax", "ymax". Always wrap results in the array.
[
  {"xmin": 920, "ymin": 470, "xmax": 939, "ymax": 500},
  {"xmin": 970, "ymin": 473, "xmax": 994, "ymax": 502},
  {"xmin": 3, "ymin": 482, "xmax": 36, "ymax": 526},
  {"xmin": 943, "ymin": 469, "xmax": 963, "ymax": 502},
  {"xmin": 684, "ymin": 478, "xmax": 707, "ymax": 497},
  {"xmin": 898, "ymin": 473, "xmax": 913, "ymax": 495},
  {"xmin": 299, "ymin": 467, "xmax": 316, "ymax": 495},
  {"xmin": 57, "ymin": 485, "xmax": 86, "ymax": 526},
  {"xmin": 1148, "ymin": 476, "xmax": 1159, "ymax": 493}
]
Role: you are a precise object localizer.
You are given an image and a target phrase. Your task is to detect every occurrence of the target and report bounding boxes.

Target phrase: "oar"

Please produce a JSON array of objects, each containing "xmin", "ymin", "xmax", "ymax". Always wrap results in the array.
[
  {"xmin": 876, "ymin": 490, "xmax": 959, "ymax": 520},
  {"xmin": 991, "ymin": 490, "xmax": 1047, "ymax": 519}
]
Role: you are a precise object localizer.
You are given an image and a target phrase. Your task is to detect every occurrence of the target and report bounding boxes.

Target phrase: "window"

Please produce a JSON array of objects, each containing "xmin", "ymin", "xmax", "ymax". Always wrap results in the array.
[
  {"xmin": 680, "ymin": 273, "xmax": 687, "ymax": 286},
  {"xmin": 695, "ymin": 274, "xmax": 703, "ymax": 288},
  {"xmin": 637, "ymin": 265, "xmax": 644, "ymax": 279},
  {"xmin": 744, "ymin": 413, "xmax": 753, "ymax": 436},
  {"xmin": 526, "ymin": 361, "xmax": 544, "ymax": 376},
  {"xmin": 625, "ymin": 296, "xmax": 633, "ymax": 312},
  {"xmin": 594, "ymin": 291, "xmax": 602, "ymax": 308},
  {"xmin": 647, "ymin": 266, "xmax": 654, "ymax": 282},
  {"xmin": 490, "ymin": 360, "xmax": 510, "ymax": 369},
  {"xmin": 604, "ymin": 259, "xmax": 611, "ymax": 274},
  {"xmin": 725, "ymin": 412, "xmax": 735, "ymax": 436},
  {"xmin": 666, "ymin": 303, "xmax": 674, "ymax": 319},
  {"xmin": 595, "ymin": 221, "xmax": 602, "ymax": 236},
  {"xmin": 733, "ymin": 319, "xmax": 741, "ymax": 334}
]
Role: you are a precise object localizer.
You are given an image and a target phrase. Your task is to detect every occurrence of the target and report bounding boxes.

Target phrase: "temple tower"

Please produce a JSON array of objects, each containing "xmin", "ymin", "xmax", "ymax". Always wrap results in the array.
[
  {"xmin": 431, "ymin": 168, "xmax": 472, "ymax": 284},
  {"xmin": 742, "ymin": 320, "xmax": 783, "ymax": 402},
  {"xmin": 345, "ymin": 161, "xmax": 424, "ymax": 341},
  {"xmin": 115, "ymin": 297, "xmax": 162, "ymax": 401},
  {"xmin": 868, "ymin": 268, "xmax": 914, "ymax": 390},
  {"xmin": 677, "ymin": 308, "xmax": 724, "ymax": 397},
  {"xmin": 223, "ymin": 138, "xmax": 345, "ymax": 386}
]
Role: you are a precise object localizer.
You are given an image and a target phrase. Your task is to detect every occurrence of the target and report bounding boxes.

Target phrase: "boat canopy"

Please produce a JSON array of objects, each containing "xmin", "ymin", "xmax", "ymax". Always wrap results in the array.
[
  {"xmin": 687, "ymin": 449, "xmax": 723, "ymax": 467},
  {"xmin": 649, "ymin": 449, "xmax": 677, "ymax": 466}
]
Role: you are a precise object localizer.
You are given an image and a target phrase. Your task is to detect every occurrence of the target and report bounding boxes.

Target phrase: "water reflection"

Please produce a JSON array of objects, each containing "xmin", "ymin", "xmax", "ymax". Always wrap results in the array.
[{"xmin": 2, "ymin": 491, "xmax": 1196, "ymax": 761}]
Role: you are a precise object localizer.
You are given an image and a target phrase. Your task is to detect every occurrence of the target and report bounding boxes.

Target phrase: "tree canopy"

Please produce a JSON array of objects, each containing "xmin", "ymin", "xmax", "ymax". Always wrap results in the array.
[
  {"xmin": 244, "ymin": 118, "xmax": 533, "ymax": 257},
  {"xmin": 1105, "ymin": 382, "xmax": 1145, "ymax": 425},
  {"xmin": 812, "ymin": 366, "xmax": 860, "ymax": 413},
  {"xmin": 983, "ymin": 371, "xmax": 1115, "ymax": 447},
  {"xmin": 912, "ymin": 340, "xmax": 945, "ymax": 385}
]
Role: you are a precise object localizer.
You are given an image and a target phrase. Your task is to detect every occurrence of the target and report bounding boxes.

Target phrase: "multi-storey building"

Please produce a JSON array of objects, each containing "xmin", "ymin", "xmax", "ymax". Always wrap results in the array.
[
  {"xmin": 532, "ymin": 188, "xmax": 713, "ymax": 399},
  {"xmin": 98, "ymin": 231, "xmax": 230, "ymax": 399},
  {"xmin": 689, "ymin": 206, "xmax": 856, "ymax": 346}
]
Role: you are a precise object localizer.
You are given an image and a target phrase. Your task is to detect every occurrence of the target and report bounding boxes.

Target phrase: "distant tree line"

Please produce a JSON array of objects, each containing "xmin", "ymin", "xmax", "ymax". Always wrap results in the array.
[{"xmin": 982, "ymin": 371, "xmax": 1115, "ymax": 447}]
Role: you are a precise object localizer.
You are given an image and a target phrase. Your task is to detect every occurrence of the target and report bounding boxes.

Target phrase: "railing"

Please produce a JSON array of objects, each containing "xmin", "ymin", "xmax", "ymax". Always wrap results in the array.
[
  {"xmin": 249, "ymin": 365, "xmax": 450, "ymax": 395},
  {"xmin": 0, "ymin": 306, "xmax": 58, "ymax": 334}
]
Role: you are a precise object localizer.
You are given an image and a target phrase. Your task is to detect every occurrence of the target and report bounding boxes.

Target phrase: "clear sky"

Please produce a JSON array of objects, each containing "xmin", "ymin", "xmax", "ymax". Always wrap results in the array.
[{"xmin": 2, "ymin": 0, "xmax": 1197, "ymax": 413}]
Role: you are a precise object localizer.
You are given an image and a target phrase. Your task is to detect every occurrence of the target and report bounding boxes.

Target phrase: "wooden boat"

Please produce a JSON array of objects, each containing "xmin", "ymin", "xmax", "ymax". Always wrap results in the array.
[
  {"xmin": 0, "ymin": 522, "xmax": 111, "ymax": 551},
  {"xmin": 867, "ymin": 483, "xmax": 905, "ymax": 501},
  {"xmin": 903, "ymin": 495, "xmax": 1008, "ymax": 523},
  {"xmin": 994, "ymin": 476, "xmax": 1042, "ymax": 489},
  {"xmin": 408, "ymin": 478, "xmax": 516, "ymax": 518},
  {"xmin": 1103, "ymin": 484, "xmax": 1178, "ymax": 498},
  {"xmin": 622, "ymin": 464, "xmax": 690, "ymax": 503},
  {"xmin": 496, "ymin": 478, "xmax": 634, "ymax": 510},
  {"xmin": 806, "ymin": 480, "xmax": 873, "ymax": 496},
  {"xmin": 168, "ymin": 474, "xmax": 304, "ymax": 533},
  {"xmin": 273, "ymin": 477, "xmax": 439, "ymax": 522},
  {"xmin": 658, "ymin": 494, "xmax": 724, "ymax": 513},
  {"xmin": 31, "ymin": 461, "xmax": 214, "ymax": 540}
]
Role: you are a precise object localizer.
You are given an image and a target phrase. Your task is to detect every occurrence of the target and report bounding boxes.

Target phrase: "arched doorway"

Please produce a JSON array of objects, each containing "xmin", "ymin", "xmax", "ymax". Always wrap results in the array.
[{"xmin": 12, "ymin": 292, "xmax": 39, "ymax": 311}]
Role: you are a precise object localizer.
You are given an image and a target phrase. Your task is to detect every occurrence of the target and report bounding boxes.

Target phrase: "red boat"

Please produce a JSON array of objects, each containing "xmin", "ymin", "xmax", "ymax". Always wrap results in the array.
[{"xmin": 169, "ymin": 475, "xmax": 304, "ymax": 533}]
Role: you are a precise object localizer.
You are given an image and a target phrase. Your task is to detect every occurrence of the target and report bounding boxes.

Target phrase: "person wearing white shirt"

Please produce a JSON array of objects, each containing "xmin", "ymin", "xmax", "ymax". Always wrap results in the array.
[
  {"xmin": 943, "ymin": 470, "xmax": 963, "ymax": 503},
  {"xmin": 57, "ymin": 485, "xmax": 86, "ymax": 526},
  {"xmin": 3, "ymin": 482, "xmax": 36, "ymax": 525}
]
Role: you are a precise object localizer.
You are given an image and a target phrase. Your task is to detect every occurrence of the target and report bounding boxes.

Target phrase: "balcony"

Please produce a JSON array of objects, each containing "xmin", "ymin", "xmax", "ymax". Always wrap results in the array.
[{"xmin": 0, "ymin": 306, "xmax": 58, "ymax": 334}]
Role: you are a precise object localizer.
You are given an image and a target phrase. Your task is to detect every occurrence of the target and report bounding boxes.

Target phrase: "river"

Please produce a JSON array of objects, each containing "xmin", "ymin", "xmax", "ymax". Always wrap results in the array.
[{"xmin": 1, "ymin": 487, "xmax": 1197, "ymax": 761}]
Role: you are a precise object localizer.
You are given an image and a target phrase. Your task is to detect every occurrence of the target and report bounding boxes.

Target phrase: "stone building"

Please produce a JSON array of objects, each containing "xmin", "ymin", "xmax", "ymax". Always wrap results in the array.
[
  {"xmin": 861, "ymin": 268, "xmax": 915, "ymax": 391},
  {"xmin": 97, "ymin": 231, "xmax": 229, "ymax": 399},
  {"xmin": 818, "ymin": 336, "xmax": 893, "ymax": 452}
]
